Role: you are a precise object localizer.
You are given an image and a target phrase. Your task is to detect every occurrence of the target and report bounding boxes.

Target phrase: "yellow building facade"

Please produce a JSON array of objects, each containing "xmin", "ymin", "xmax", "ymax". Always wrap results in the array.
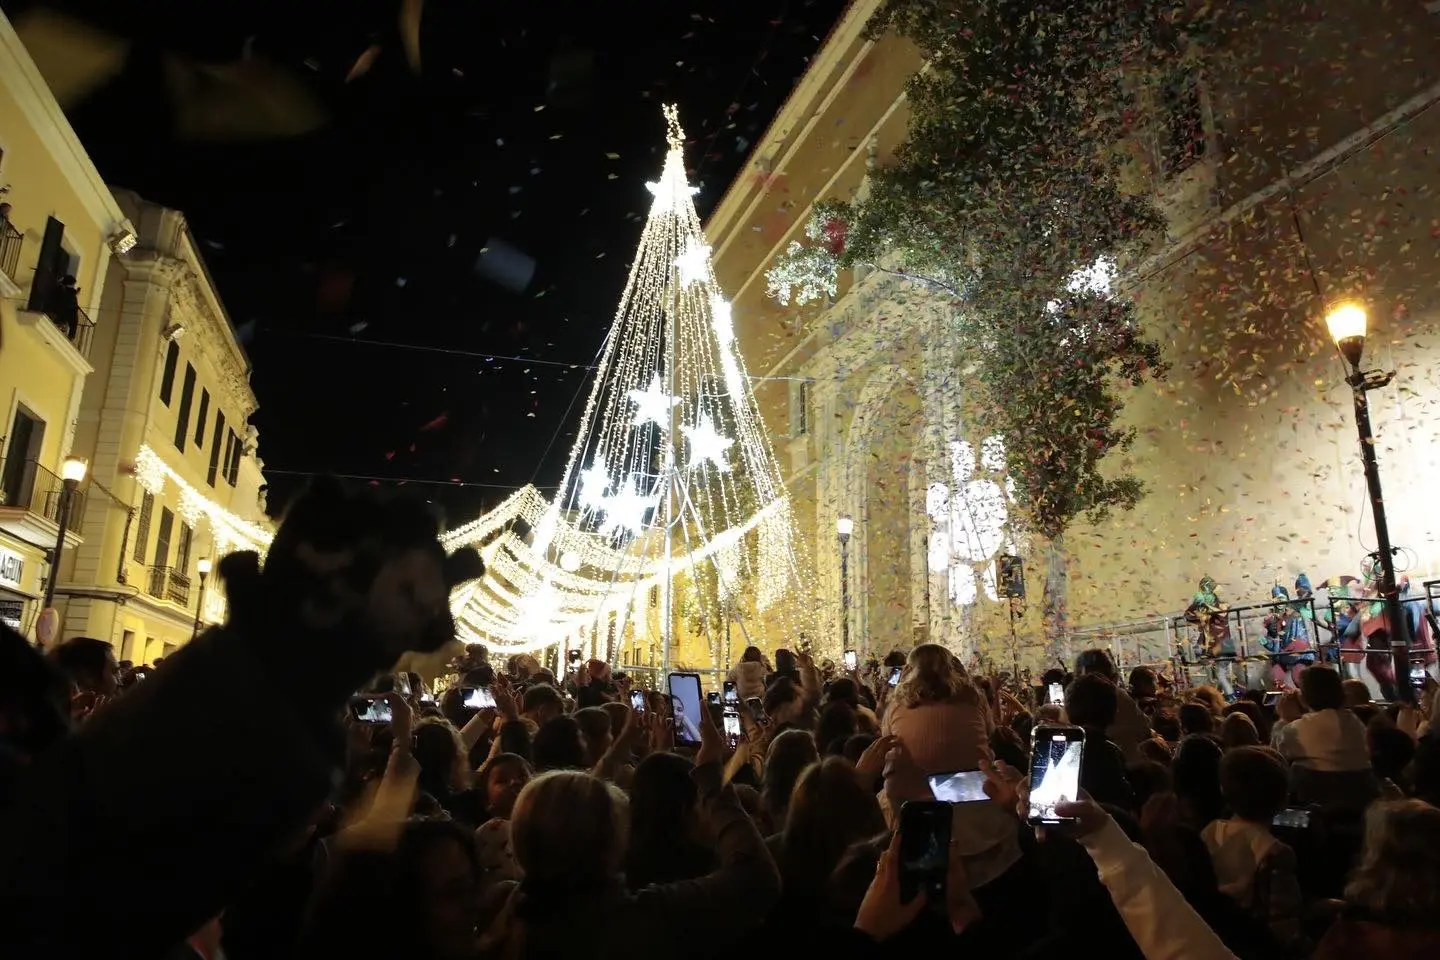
[
  {"xmin": 0, "ymin": 11, "xmax": 132, "ymax": 640},
  {"xmin": 706, "ymin": 0, "xmax": 1440, "ymax": 673},
  {"xmin": 57, "ymin": 192, "xmax": 273, "ymax": 663}
]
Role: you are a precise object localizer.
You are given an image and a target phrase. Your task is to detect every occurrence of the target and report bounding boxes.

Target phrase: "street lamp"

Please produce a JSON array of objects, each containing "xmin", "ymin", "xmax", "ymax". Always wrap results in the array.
[
  {"xmin": 836, "ymin": 515, "xmax": 853, "ymax": 657},
  {"xmin": 1325, "ymin": 300, "xmax": 1414, "ymax": 702},
  {"xmin": 40, "ymin": 457, "xmax": 88, "ymax": 632},
  {"xmin": 191, "ymin": 557, "xmax": 212, "ymax": 641}
]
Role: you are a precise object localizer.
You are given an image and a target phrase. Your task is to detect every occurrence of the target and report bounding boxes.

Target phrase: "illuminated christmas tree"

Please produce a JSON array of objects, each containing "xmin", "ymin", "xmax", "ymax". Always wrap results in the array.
[{"xmin": 444, "ymin": 107, "xmax": 811, "ymax": 667}]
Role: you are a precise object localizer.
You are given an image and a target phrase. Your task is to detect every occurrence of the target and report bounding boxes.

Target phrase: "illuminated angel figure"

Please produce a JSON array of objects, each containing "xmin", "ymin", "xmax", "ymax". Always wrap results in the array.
[{"xmin": 928, "ymin": 436, "xmax": 1011, "ymax": 606}]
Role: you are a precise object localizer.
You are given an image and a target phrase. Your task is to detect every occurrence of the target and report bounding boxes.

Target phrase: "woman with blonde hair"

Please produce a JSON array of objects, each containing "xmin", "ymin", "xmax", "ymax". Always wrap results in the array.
[
  {"xmin": 881, "ymin": 643, "xmax": 993, "ymax": 775},
  {"xmin": 478, "ymin": 708, "xmax": 779, "ymax": 958}
]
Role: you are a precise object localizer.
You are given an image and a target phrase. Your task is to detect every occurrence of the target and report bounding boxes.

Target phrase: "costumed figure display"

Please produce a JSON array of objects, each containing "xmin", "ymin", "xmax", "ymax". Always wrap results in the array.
[
  {"xmin": 1315, "ymin": 575, "xmax": 1359, "ymax": 665},
  {"xmin": 1340, "ymin": 558, "xmax": 1400, "ymax": 701},
  {"xmin": 1185, "ymin": 576, "xmax": 1237, "ymax": 697},
  {"xmin": 1260, "ymin": 576, "xmax": 1317, "ymax": 690}
]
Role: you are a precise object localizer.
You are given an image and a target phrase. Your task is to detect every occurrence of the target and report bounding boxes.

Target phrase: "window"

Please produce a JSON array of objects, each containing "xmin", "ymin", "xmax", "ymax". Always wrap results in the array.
[
  {"xmin": 790, "ymin": 378, "xmax": 811, "ymax": 437},
  {"xmin": 227, "ymin": 429, "xmax": 241, "ymax": 486},
  {"xmin": 1159, "ymin": 67, "xmax": 1206, "ymax": 176},
  {"xmin": 134, "ymin": 491, "xmax": 154, "ymax": 563},
  {"xmin": 159, "ymin": 341, "xmax": 180, "ymax": 406},
  {"xmin": 222, "ymin": 430, "xmax": 236, "ymax": 487},
  {"xmin": 207, "ymin": 412, "xmax": 226, "ymax": 486},
  {"xmin": 1, "ymin": 405, "xmax": 45, "ymax": 509},
  {"xmin": 173, "ymin": 363, "xmax": 196, "ymax": 452},
  {"xmin": 154, "ymin": 507, "xmax": 174, "ymax": 569},
  {"xmin": 176, "ymin": 523, "xmax": 192, "ymax": 574},
  {"xmin": 194, "ymin": 389, "xmax": 210, "ymax": 447}
]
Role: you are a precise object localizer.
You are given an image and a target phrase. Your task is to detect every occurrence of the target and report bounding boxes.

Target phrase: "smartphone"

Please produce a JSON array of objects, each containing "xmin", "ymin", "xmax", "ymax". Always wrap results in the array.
[
  {"xmin": 898, "ymin": 800, "xmax": 951, "ymax": 904},
  {"xmin": 722, "ymin": 707, "xmax": 742, "ymax": 747},
  {"xmin": 927, "ymin": 770, "xmax": 989, "ymax": 803},
  {"xmin": 1027, "ymin": 725, "xmax": 1085, "ymax": 825},
  {"xmin": 1263, "ymin": 690, "xmax": 1283, "ymax": 707},
  {"xmin": 568, "ymin": 649, "xmax": 582, "ymax": 664},
  {"xmin": 630, "ymin": 689, "xmax": 647, "ymax": 711},
  {"xmin": 722, "ymin": 680, "xmax": 738, "ymax": 703},
  {"xmin": 843, "ymin": 649, "xmax": 858, "ymax": 671},
  {"xmin": 1272, "ymin": 807, "xmax": 1311, "ymax": 830},
  {"xmin": 1047, "ymin": 682, "xmax": 1064, "ymax": 705},
  {"xmin": 706, "ymin": 691, "xmax": 721, "ymax": 706},
  {"xmin": 1411, "ymin": 665, "xmax": 1428, "ymax": 692},
  {"xmin": 744, "ymin": 695, "xmax": 767, "ymax": 724},
  {"xmin": 391, "ymin": 673, "xmax": 412, "ymax": 698},
  {"xmin": 349, "ymin": 695, "xmax": 393, "ymax": 724},
  {"xmin": 667, "ymin": 672, "xmax": 705, "ymax": 745},
  {"xmin": 888, "ymin": 666, "xmax": 902, "ymax": 687},
  {"xmin": 458, "ymin": 686, "xmax": 497, "ymax": 710}
]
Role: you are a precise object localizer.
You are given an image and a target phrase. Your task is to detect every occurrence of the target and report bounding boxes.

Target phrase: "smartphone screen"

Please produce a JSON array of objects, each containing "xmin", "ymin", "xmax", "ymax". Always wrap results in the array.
[
  {"xmin": 926, "ymin": 770, "xmax": 989, "ymax": 803},
  {"xmin": 567, "ymin": 649, "xmax": 582, "ymax": 664},
  {"xmin": 350, "ymin": 696, "xmax": 393, "ymax": 724},
  {"xmin": 1411, "ymin": 665, "xmax": 1428, "ymax": 691},
  {"xmin": 459, "ymin": 686, "xmax": 496, "ymax": 710},
  {"xmin": 667, "ymin": 672, "xmax": 705, "ymax": 745},
  {"xmin": 723, "ymin": 707, "xmax": 742, "ymax": 746},
  {"xmin": 391, "ymin": 673, "xmax": 412, "ymax": 698},
  {"xmin": 1047, "ymin": 682, "xmax": 1064, "ymax": 705},
  {"xmin": 888, "ymin": 666, "xmax": 902, "ymax": 687},
  {"xmin": 1027, "ymin": 725, "xmax": 1085, "ymax": 825},
  {"xmin": 630, "ymin": 689, "xmax": 647, "ymax": 711},
  {"xmin": 1272, "ymin": 807, "xmax": 1311, "ymax": 829},
  {"xmin": 898, "ymin": 800, "xmax": 951, "ymax": 904},
  {"xmin": 706, "ymin": 691, "xmax": 721, "ymax": 706},
  {"xmin": 722, "ymin": 680, "xmax": 738, "ymax": 703},
  {"xmin": 843, "ymin": 650, "xmax": 858, "ymax": 670},
  {"xmin": 1263, "ymin": 690, "xmax": 1282, "ymax": 707},
  {"xmin": 745, "ymin": 695, "xmax": 767, "ymax": 724}
]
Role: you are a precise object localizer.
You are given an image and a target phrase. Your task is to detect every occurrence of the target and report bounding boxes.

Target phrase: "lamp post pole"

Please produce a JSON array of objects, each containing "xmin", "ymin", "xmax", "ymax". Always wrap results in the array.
[
  {"xmin": 40, "ymin": 457, "xmax": 89, "ymax": 646},
  {"xmin": 837, "ymin": 515, "xmax": 853, "ymax": 656},
  {"xmin": 191, "ymin": 557, "xmax": 212, "ymax": 642},
  {"xmin": 1327, "ymin": 302, "xmax": 1414, "ymax": 703}
]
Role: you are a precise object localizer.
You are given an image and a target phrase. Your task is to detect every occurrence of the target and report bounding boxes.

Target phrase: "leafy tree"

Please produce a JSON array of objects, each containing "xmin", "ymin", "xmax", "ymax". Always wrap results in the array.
[{"xmin": 769, "ymin": 0, "xmax": 1192, "ymax": 644}]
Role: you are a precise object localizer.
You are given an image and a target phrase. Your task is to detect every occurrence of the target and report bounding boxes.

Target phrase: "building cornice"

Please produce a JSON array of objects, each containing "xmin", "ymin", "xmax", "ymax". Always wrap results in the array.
[{"xmin": 0, "ymin": 10, "xmax": 128, "ymax": 231}]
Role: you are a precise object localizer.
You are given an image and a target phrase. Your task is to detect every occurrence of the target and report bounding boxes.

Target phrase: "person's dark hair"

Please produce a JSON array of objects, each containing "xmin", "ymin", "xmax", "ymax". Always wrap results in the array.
[
  {"xmin": 531, "ymin": 716, "xmax": 586, "ymax": 771},
  {"xmin": 774, "ymin": 648, "xmax": 799, "ymax": 676},
  {"xmin": 842, "ymin": 733, "xmax": 876, "ymax": 767},
  {"xmin": 763, "ymin": 675, "xmax": 801, "ymax": 716},
  {"xmin": 521, "ymin": 683, "xmax": 563, "ymax": 715},
  {"xmin": 1219, "ymin": 746, "xmax": 1288, "ymax": 822},
  {"xmin": 1223, "ymin": 700, "xmax": 1268, "ymax": 742},
  {"xmin": 780, "ymin": 757, "xmax": 886, "ymax": 901},
  {"xmin": 574, "ymin": 707, "xmax": 613, "ymax": 750},
  {"xmin": 742, "ymin": 645, "xmax": 764, "ymax": 664},
  {"xmin": 1009, "ymin": 710, "xmax": 1034, "ymax": 743},
  {"xmin": 1178, "ymin": 701, "xmax": 1215, "ymax": 736},
  {"xmin": 1128, "ymin": 665, "xmax": 1157, "ymax": 697},
  {"xmin": 1040, "ymin": 667, "xmax": 1068, "ymax": 687},
  {"xmin": 462, "ymin": 664, "xmax": 495, "ymax": 687},
  {"xmin": 412, "ymin": 718, "xmax": 466, "ymax": 800},
  {"xmin": 0, "ymin": 624, "xmax": 70, "ymax": 762},
  {"xmin": 989, "ymin": 726, "xmax": 1028, "ymax": 771},
  {"xmin": 1075, "ymin": 648, "xmax": 1119, "ymax": 684},
  {"xmin": 1172, "ymin": 735, "xmax": 1225, "ymax": 826},
  {"xmin": 625, "ymin": 752, "xmax": 710, "ymax": 888},
  {"xmin": 882, "ymin": 649, "xmax": 907, "ymax": 669},
  {"xmin": 1065, "ymin": 673, "xmax": 1119, "ymax": 730},
  {"xmin": 761, "ymin": 728, "xmax": 818, "ymax": 823},
  {"xmin": 1126, "ymin": 760, "xmax": 1172, "ymax": 811},
  {"xmin": 1153, "ymin": 709, "xmax": 1181, "ymax": 743},
  {"xmin": 816, "ymin": 700, "xmax": 858, "ymax": 755},
  {"xmin": 1351, "ymin": 703, "xmax": 1379, "ymax": 727},
  {"xmin": 1367, "ymin": 722, "xmax": 1416, "ymax": 784},
  {"xmin": 47, "ymin": 636, "xmax": 113, "ymax": 689},
  {"xmin": 825, "ymin": 677, "xmax": 860, "ymax": 708},
  {"xmin": 495, "ymin": 718, "xmax": 533, "ymax": 764},
  {"xmin": 1300, "ymin": 664, "xmax": 1344, "ymax": 711}
]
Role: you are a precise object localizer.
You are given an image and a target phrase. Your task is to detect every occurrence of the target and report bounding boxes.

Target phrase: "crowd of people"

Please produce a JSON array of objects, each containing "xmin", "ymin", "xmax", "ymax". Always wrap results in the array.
[{"xmin": 1, "ymin": 479, "xmax": 1439, "ymax": 960}]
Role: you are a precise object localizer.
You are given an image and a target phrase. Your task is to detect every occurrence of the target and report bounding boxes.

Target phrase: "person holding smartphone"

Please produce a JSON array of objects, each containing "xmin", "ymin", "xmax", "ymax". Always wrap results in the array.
[{"xmin": 726, "ymin": 645, "xmax": 770, "ymax": 701}]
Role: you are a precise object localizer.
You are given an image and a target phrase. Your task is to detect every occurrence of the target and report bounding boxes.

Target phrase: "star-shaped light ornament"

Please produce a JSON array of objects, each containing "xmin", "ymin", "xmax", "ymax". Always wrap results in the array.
[
  {"xmin": 598, "ymin": 476, "xmax": 656, "ymax": 537},
  {"xmin": 627, "ymin": 374, "xmax": 681, "ymax": 428},
  {"xmin": 710, "ymin": 296, "xmax": 734, "ymax": 346},
  {"xmin": 645, "ymin": 176, "xmax": 700, "ymax": 214},
  {"xmin": 675, "ymin": 238, "xmax": 712, "ymax": 287},
  {"xmin": 681, "ymin": 415, "xmax": 735, "ymax": 473},
  {"xmin": 578, "ymin": 464, "xmax": 612, "ymax": 510}
]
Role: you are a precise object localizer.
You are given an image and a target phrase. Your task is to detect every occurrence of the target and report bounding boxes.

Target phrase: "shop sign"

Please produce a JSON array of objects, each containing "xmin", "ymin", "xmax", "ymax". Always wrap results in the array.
[{"xmin": 0, "ymin": 549, "xmax": 24, "ymax": 591}]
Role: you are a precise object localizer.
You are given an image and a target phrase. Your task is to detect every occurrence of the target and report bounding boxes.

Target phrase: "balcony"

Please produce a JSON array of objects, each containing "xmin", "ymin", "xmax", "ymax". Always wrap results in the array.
[
  {"xmin": 0, "ymin": 220, "xmax": 21, "ymax": 292},
  {"xmin": 14, "ymin": 290, "xmax": 96, "ymax": 371},
  {"xmin": 145, "ymin": 565, "xmax": 192, "ymax": 607},
  {"xmin": 0, "ymin": 458, "xmax": 86, "ymax": 547}
]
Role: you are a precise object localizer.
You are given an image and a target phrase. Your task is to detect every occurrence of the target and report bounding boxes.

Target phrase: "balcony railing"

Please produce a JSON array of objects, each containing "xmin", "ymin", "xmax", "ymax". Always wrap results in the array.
[
  {"xmin": 146, "ymin": 565, "xmax": 192, "ymax": 606},
  {"xmin": 33, "ymin": 292, "xmax": 95, "ymax": 360},
  {"xmin": 0, "ymin": 458, "xmax": 86, "ymax": 534},
  {"xmin": 0, "ymin": 220, "xmax": 20, "ymax": 283}
]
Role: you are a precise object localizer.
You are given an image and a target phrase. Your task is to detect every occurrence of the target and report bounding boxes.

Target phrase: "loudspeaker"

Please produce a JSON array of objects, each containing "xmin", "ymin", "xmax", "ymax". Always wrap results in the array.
[{"xmin": 996, "ymin": 555, "xmax": 1025, "ymax": 599}]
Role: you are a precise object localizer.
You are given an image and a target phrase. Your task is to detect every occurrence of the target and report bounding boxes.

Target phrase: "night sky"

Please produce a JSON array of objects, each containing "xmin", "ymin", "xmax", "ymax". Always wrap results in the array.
[{"xmin": 4, "ymin": 0, "xmax": 848, "ymax": 524}]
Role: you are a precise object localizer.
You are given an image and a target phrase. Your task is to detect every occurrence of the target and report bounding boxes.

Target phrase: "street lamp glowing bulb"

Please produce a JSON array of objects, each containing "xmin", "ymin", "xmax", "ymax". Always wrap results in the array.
[
  {"xmin": 196, "ymin": 557, "xmax": 212, "ymax": 576},
  {"xmin": 836, "ymin": 515, "xmax": 854, "ymax": 540},
  {"xmin": 60, "ymin": 457, "xmax": 88, "ymax": 483},
  {"xmin": 559, "ymin": 551, "xmax": 580, "ymax": 572},
  {"xmin": 1326, "ymin": 301, "xmax": 1367, "ymax": 344}
]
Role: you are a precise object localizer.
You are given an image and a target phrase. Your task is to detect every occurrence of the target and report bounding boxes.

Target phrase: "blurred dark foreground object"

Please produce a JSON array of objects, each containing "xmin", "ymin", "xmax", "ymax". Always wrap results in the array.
[{"xmin": 0, "ymin": 476, "xmax": 481, "ymax": 957}]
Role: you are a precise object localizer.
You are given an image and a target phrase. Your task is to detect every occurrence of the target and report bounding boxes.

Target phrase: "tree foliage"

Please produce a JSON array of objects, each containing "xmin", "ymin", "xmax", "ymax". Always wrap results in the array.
[{"xmin": 774, "ymin": 0, "xmax": 1200, "ymax": 542}]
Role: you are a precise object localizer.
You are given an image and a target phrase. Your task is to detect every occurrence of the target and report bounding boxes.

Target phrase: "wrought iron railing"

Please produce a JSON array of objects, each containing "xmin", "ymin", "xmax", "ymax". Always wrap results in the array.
[
  {"xmin": 0, "ymin": 458, "xmax": 86, "ymax": 534},
  {"xmin": 146, "ymin": 565, "xmax": 192, "ymax": 606},
  {"xmin": 0, "ymin": 220, "xmax": 21, "ymax": 282}
]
